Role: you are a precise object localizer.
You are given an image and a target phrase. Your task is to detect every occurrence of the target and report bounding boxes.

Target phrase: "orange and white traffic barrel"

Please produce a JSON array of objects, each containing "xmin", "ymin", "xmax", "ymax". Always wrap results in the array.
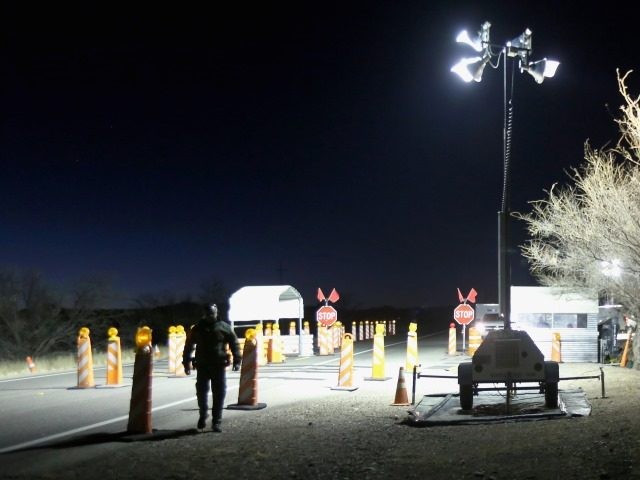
[
  {"xmin": 228, "ymin": 329, "xmax": 267, "ymax": 410},
  {"xmin": 127, "ymin": 326, "xmax": 153, "ymax": 434},
  {"xmin": 106, "ymin": 327, "xmax": 123, "ymax": 385},
  {"xmin": 331, "ymin": 333, "xmax": 358, "ymax": 391},
  {"xmin": 448, "ymin": 323, "xmax": 457, "ymax": 355},
  {"xmin": 405, "ymin": 322, "xmax": 418, "ymax": 373},
  {"xmin": 77, "ymin": 327, "xmax": 95, "ymax": 388}
]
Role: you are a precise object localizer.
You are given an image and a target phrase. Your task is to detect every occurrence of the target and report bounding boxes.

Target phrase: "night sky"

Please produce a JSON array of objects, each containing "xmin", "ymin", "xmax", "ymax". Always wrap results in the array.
[{"xmin": 2, "ymin": 2, "xmax": 638, "ymax": 309}]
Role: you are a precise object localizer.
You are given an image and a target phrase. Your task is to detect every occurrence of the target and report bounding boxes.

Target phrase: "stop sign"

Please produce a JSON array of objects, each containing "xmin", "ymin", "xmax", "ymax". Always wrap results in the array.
[
  {"xmin": 316, "ymin": 305, "xmax": 338, "ymax": 327},
  {"xmin": 453, "ymin": 304, "xmax": 475, "ymax": 325}
]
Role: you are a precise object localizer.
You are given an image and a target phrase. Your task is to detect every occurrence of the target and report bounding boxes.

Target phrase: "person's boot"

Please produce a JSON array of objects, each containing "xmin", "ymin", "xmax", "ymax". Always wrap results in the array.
[
  {"xmin": 212, "ymin": 419, "xmax": 222, "ymax": 432},
  {"xmin": 197, "ymin": 410, "xmax": 209, "ymax": 430}
]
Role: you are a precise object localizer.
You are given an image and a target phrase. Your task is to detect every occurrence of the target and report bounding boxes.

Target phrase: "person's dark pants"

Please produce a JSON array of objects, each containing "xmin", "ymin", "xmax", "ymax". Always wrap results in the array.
[{"xmin": 195, "ymin": 363, "xmax": 227, "ymax": 423}]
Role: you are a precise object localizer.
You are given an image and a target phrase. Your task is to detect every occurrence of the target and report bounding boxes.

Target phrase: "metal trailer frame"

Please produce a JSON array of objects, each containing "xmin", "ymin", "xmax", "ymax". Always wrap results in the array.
[{"xmin": 410, "ymin": 365, "xmax": 605, "ymax": 411}]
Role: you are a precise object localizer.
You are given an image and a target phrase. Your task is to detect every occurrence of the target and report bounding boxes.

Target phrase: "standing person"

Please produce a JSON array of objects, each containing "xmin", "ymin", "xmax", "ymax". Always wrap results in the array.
[{"xmin": 183, "ymin": 303, "xmax": 241, "ymax": 432}]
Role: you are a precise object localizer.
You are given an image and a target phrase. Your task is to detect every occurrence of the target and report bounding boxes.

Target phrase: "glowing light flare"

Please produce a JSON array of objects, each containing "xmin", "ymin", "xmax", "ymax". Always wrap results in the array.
[
  {"xmin": 455, "ymin": 30, "xmax": 483, "ymax": 52},
  {"xmin": 451, "ymin": 56, "xmax": 490, "ymax": 83},
  {"xmin": 135, "ymin": 326, "xmax": 153, "ymax": 349}
]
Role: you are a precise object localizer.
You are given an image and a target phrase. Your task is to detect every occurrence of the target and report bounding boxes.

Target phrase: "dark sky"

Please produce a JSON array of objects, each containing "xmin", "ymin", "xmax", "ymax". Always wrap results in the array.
[{"xmin": 1, "ymin": 2, "xmax": 638, "ymax": 308}]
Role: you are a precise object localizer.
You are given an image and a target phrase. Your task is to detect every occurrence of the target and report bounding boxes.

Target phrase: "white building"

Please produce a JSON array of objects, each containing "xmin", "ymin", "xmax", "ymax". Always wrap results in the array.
[{"xmin": 511, "ymin": 286, "xmax": 599, "ymax": 362}]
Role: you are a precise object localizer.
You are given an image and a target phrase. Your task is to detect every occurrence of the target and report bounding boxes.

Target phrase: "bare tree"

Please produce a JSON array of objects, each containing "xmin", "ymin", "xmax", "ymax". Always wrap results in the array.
[
  {"xmin": 517, "ymin": 70, "xmax": 640, "ymax": 367},
  {"xmin": 0, "ymin": 270, "xmax": 114, "ymax": 360}
]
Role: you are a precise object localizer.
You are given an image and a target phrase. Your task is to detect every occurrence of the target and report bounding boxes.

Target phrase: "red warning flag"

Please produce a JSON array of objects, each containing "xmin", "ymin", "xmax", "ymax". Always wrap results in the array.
[
  {"xmin": 457, "ymin": 288, "xmax": 464, "ymax": 304},
  {"xmin": 328, "ymin": 288, "xmax": 340, "ymax": 303},
  {"xmin": 317, "ymin": 288, "xmax": 326, "ymax": 303},
  {"xmin": 466, "ymin": 288, "xmax": 478, "ymax": 304}
]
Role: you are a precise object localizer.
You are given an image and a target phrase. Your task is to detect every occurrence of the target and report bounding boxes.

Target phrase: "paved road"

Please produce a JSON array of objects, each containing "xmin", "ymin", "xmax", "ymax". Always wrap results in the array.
[{"xmin": 0, "ymin": 330, "xmax": 462, "ymax": 454}]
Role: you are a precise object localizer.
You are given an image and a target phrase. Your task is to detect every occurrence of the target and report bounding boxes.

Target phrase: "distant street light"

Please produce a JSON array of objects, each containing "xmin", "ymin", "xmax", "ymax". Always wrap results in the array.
[{"xmin": 451, "ymin": 22, "xmax": 559, "ymax": 330}]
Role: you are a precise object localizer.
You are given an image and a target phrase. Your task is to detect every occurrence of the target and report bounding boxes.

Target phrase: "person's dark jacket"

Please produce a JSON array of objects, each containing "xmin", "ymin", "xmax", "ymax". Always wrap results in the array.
[{"xmin": 183, "ymin": 316, "xmax": 241, "ymax": 368}]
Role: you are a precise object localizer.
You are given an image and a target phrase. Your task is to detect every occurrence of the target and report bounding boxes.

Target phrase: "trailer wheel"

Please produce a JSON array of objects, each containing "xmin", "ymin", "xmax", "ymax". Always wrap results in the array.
[
  {"xmin": 460, "ymin": 384, "xmax": 473, "ymax": 410},
  {"xmin": 545, "ymin": 381, "xmax": 558, "ymax": 408}
]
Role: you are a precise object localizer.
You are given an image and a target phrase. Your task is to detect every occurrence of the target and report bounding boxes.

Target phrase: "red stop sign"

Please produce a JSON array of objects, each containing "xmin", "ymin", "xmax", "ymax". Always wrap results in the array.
[
  {"xmin": 453, "ymin": 304, "xmax": 475, "ymax": 325},
  {"xmin": 316, "ymin": 305, "xmax": 338, "ymax": 327}
]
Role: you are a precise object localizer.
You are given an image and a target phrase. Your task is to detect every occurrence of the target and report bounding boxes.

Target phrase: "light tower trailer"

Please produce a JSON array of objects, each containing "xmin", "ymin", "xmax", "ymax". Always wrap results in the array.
[{"xmin": 457, "ymin": 329, "xmax": 559, "ymax": 410}]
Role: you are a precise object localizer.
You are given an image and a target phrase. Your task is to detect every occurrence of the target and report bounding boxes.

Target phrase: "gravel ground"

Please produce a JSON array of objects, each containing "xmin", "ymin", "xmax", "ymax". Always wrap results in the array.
[{"xmin": 4, "ymin": 362, "xmax": 639, "ymax": 480}]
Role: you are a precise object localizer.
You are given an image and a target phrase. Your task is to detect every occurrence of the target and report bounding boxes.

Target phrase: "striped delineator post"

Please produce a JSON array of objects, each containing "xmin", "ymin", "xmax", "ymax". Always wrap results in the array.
[
  {"xmin": 365, "ymin": 324, "xmax": 391, "ymax": 381},
  {"xmin": 228, "ymin": 329, "xmax": 267, "ymax": 411},
  {"xmin": 332, "ymin": 322, "xmax": 341, "ymax": 350},
  {"xmin": 25, "ymin": 356, "xmax": 36, "ymax": 373},
  {"xmin": 127, "ymin": 326, "xmax": 153, "ymax": 434},
  {"xmin": 106, "ymin": 327, "xmax": 123, "ymax": 385},
  {"xmin": 358, "ymin": 321, "xmax": 364, "ymax": 341},
  {"xmin": 391, "ymin": 320, "xmax": 396, "ymax": 335},
  {"xmin": 331, "ymin": 333, "xmax": 358, "ymax": 391},
  {"xmin": 289, "ymin": 321, "xmax": 296, "ymax": 336},
  {"xmin": 317, "ymin": 325, "xmax": 329, "ymax": 355},
  {"xmin": 167, "ymin": 326, "xmax": 177, "ymax": 374},
  {"xmin": 551, "ymin": 332, "xmax": 562, "ymax": 363},
  {"xmin": 448, "ymin": 323, "xmax": 457, "ymax": 355},
  {"xmin": 405, "ymin": 322, "xmax": 418, "ymax": 373},
  {"xmin": 303, "ymin": 321, "xmax": 310, "ymax": 335},
  {"xmin": 326, "ymin": 325, "xmax": 335, "ymax": 355},
  {"xmin": 351, "ymin": 322, "xmax": 357, "ymax": 341},
  {"xmin": 620, "ymin": 331, "xmax": 631, "ymax": 367},
  {"xmin": 171, "ymin": 326, "xmax": 187, "ymax": 377},
  {"xmin": 77, "ymin": 327, "xmax": 95, "ymax": 388}
]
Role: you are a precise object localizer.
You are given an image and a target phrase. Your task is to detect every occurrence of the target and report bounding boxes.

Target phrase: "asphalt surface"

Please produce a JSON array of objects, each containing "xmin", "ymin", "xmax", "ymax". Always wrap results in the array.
[{"xmin": 0, "ymin": 331, "xmax": 455, "ymax": 455}]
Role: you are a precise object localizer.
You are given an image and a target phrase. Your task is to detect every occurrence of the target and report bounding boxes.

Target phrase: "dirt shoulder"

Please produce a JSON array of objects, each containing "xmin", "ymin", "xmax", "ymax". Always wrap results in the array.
[{"xmin": 3, "ymin": 363, "xmax": 639, "ymax": 480}]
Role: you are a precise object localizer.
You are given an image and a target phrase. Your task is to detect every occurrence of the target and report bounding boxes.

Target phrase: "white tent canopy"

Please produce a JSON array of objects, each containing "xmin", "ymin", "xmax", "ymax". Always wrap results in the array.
[{"xmin": 229, "ymin": 285, "xmax": 305, "ymax": 354}]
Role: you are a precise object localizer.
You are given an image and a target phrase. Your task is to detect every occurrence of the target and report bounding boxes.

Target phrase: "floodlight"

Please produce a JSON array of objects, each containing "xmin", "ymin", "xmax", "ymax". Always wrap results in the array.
[
  {"xmin": 522, "ymin": 58, "xmax": 560, "ymax": 84},
  {"xmin": 455, "ymin": 21, "xmax": 491, "ymax": 53},
  {"xmin": 456, "ymin": 30, "xmax": 483, "ymax": 52},
  {"xmin": 451, "ymin": 56, "xmax": 489, "ymax": 83},
  {"xmin": 450, "ymin": 21, "xmax": 559, "ymax": 335},
  {"xmin": 506, "ymin": 28, "xmax": 532, "ymax": 55}
]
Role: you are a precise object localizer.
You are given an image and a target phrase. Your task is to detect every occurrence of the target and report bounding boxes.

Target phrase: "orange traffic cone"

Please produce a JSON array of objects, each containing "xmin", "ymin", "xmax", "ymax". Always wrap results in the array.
[
  {"xmin": 127, "ymin": 326, "xmax": 154, "ymax": 434},
  {"xmin": 391, "ymin": 366, "xmax": 410, "ymax": 406}
]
